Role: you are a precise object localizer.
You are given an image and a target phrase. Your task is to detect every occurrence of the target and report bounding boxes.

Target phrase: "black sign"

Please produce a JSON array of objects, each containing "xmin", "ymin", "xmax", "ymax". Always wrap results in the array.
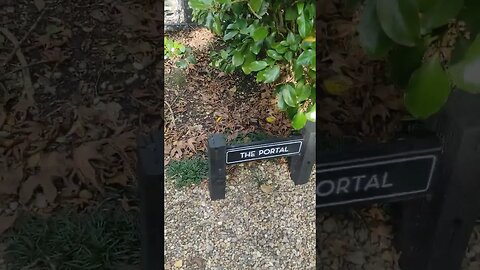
[
  {"xmin": 316, "ymin": 154, "xmax": 437, "ymax": 208},
  {"xmin": 226, "ymin": 139, "xmax": 303, "ymax": 164}
]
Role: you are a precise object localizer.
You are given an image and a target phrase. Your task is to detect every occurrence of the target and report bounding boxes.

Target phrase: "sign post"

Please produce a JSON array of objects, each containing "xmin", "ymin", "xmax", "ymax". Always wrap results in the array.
[
  {"xmin": 290, "ymin": 121, "xmax": 316, "ymax": 185},
  {"xmin": 137, "ymin": 131, "xmax": 163, "ymax": 270},
  {"xmin": 397, "ymin": 90, "xmax": 480, "ymax": 270},
  {"xmin": 208, "ymin": 134, "xmax": 227, "ymax": 200},
  {"xmin": 207, "ymin": 125, "xmax": 316, "ymax": 200}
]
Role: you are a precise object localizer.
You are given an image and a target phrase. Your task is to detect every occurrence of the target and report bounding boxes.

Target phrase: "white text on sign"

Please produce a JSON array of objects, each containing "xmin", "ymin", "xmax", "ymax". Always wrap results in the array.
[
  {"xmin": 317, "ymin": 172, "xmax": 393, "ymax": 197},
  {"xmin": 239, "ymin": 146, "xmax": 289, "ymax": 159}
]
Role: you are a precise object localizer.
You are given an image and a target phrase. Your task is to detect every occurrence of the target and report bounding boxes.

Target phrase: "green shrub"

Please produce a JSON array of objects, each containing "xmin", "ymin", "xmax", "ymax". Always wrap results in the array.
[
  {"xmin": 164, "ymin": 36, "xmax": 197, "ymax": 69},
  {"xmin": 356, "ymin": 0, "xmax": 480, "ymax": 119},
  {"xmin": 166, "ymin": 157, "xmax": 208, "ymax": 187},
  {"xmin": 188, "ymin": 0, "xmax": 316, "ymax": 130}
]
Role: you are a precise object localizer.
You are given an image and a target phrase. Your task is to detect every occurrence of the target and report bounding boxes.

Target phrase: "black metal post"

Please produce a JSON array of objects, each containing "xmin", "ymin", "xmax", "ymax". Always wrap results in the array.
[
  {"xmin": 397, "ymin": 90, "xmax": 480, "ymax": 270},
  {"xmin": 208, "ymin": 134, "xmax": 227, "ymax": 200},
  {"xmin": 137, "ymin": 131, "xmax": 163, "ymax": 270},
  {"xmin": 290, "ymin": 121, "xmax": 316, "ymax": 185}
]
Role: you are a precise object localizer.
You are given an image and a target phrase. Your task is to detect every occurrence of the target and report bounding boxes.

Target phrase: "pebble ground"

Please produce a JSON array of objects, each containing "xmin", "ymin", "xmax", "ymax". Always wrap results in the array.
[{"xmin": 164, "ymin": 159, "xmax": 316, "ymax": 270}]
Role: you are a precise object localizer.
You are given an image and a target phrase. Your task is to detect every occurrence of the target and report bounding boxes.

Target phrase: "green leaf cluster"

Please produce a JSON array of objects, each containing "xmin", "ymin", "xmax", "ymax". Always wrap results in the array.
[
  {"xmin": 189, "ymin": 0, "xmax": 316, "ymax": 130},
  {"xmin": 357, "ymin": 0, "xmax": 480, "ymax": 119},
  {"xmin": 164, "ymin": 37, "xmax": 197, "ymax": 69}
]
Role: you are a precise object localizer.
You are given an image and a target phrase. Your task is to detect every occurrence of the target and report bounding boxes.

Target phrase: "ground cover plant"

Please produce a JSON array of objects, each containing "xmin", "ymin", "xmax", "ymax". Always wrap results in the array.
[
  {"xmin": 188, "ymin": 0, "xmax": 316, "ymax": 130},
  {"xmin": 2, "ymin": 206, "xmax": 140, "ymax": 270},
  {"xmin": 164, "ymin": 36, "xmax": 197, "ymax": 69},
  {"xmin": 166, "ymin": 156, "xmax": 208, "ymax": 188}
]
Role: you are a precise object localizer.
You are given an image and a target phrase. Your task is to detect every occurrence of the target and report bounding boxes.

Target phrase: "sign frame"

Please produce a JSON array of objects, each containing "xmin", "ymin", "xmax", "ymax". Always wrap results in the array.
[
  {"xmin": 316, "ymin": 153, "xmax": 438, "ymax": 208},
  {"xmin": 225, "ymin": 139, "xmax": 303, "ymax": 164}
]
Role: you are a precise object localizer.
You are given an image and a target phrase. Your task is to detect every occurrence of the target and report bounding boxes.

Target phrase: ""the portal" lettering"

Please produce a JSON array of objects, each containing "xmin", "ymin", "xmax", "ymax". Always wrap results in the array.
[
  {"xmin": 317, "ymin": 172, "xmax": 393, "ymax": 197},
  {"xmin": 258, "ymin": 147, "xmax": 289, "ymax": 156}
]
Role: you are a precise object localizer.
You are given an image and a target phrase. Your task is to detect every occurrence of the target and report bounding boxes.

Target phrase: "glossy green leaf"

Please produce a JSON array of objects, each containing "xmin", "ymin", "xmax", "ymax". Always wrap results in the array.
[
  {"xmin": 297, "ymin": 49, "xmax": 314, "ymax": 66},
  {"xmin": 220, "ymin": 50, "xmax": 229, "ymax": 59},
  {"xmin": 232, "ymin": 51, "xmax": 245, "ymax": 66},
  {"xmin": 285, "ymin": 7, "xmax": 297, "ymax": 21},
  {"xmin": 297, "ymin": 13, "xmax": 308, "ymax": 38},
  {"xmin": 272, "ymin": 43, "xmax": 288, "ymax": 54},
  {"xmin": 421, "ymin": 0, "xmax": 464, "ymax": 32},
  {"xmin": 405, "ymin": 57, "xmax": 451, "ymax": 119},
  {"xmin": 306, "ymin": 104, "xmax": 316, "ymax": 122},
  {"xmin": 296, "ymin": 2, "xmax": 304, "ymax": 14},
  {"xmin": 287, "ymin": 32, "xmax": 296, "ymax": 45},
  {"xmin": 249, "ymin": 0, "xmax": 262, "ymax": 13},
  {"xmin": 277, "ymin": 92, "xmax": 288, "ymax": 111},
  {"xmin": 241, "ymin": 53, "xmax": 255, "ymax": 74},
  {"xmin": 281, "ymin": 84, "xmax": 297, "ymax": 107},
  {"xmin": 252, "ymin": 26, "xmax": 268, "ymax": 41},
  {"xmin": 293, "ymin": 62, "xmax": 304, "ymax": 81},
  {"xmin": 213, "ymin": 18, "xmax": 222, "ymax": 35},
  {"xmin": 240, "ymin": 24, "xmax": 251, "ymax": 35},
  {"xmin": 376, "ymin": 0, "xmax": 421, "ymax": 46},
  {"xmin": 295, "ymin": 82, "xmax": 311, "ymax": 101},
  {"xmin": 176, "ymin": 59, "xmax": 189, "ymax": 69},
  {"xmin": 258, "ymin": 65, "xmax": 280, "ymax": 83},
  {"xmin": 242, "ymin": 64, "xmax": 252, "ymax": 74},
  {"xmin": 188, "ymin": 0, "xmax": 212, "ymax": 10},
  {"xmin": 449, "ymin": 34, "xmax": 480, "ymax": 93},
  {"xmin": 224, "ymin": 30, "xmax": 238, "ymax": 41},
  {"xmin": 358, "ymin": 0, "xmax": 393, "ymax": 58},
  {"xmin": 284, "ymin": 51, "xmax": 293, "ymax": 62},
  {"xmin": 247, "ymin": 60, "xmax": 268, "ymax": 71},
  {"xmin": 267, "ymin": 50, "xmax": 283, "ymax": 60},
  {"xmin": 292, "ymin": 111, "xmax": 307, "ymax": 130},
  {"xmin": 251, "ymin": 40, "xmax": 263, "ymax": 55}
]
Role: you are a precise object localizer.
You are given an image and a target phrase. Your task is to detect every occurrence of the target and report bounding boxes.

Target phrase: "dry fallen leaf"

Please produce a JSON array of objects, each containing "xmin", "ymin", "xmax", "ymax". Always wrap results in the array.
[
  {"xmin": 323, "ymin": 75, "xmax": 353, "ymax": 96},
  {"xmin": 19, "ymin": 151, "xmax": 69, "ymax": 204},
  {"xmin": 371, "ymin": 224, "xmax": 392, "ymax": 239},
  {"xmin": 90, "ymin": 9, "xmax": 109, "ymax": 22},
  {"xmin": 0, "ymin": 212, "xmax": 17, "ymax": 236},
  {"xmin": 260, "ymin": 184, "xmax": 273, "ymax": 194},
  {"xmin": 34, "ymin": 0, "xmax": 45, "ymax": 11},
  {"xmin": 73, "ymin": 140, "xmax": 105, "ymax": 193},
  {"xmin": 0, "ymin": 166, "xmax": 23, "ymax": 195},
  {"xmin": 266, "ymin": 116, "xmax": 276, "ymax": 123}
]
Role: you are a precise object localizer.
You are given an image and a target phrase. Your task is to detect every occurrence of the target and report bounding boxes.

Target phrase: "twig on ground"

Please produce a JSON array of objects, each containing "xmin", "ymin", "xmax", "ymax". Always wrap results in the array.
[
  {"xmin": 1, "ymin": 8, "xmax": 47, "ymax": 68},
  {"xmin": 0, "ymin": 60, "xmax": 49, "ymax": 78},
  {"xmin": 0, "ymin": 28, "xmax": 34, "ymax": 102},
  {"xmin": 164, "ymin": 100, "xmax": 176, "ymax": 128}
]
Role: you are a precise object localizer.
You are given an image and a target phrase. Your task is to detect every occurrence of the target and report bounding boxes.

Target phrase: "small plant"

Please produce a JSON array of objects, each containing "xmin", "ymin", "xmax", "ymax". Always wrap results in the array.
[
  {"xmin": 166, "ymin": 156, "xmax": 208, "ymax": 187},
  {"xmin": 355, "ymin": 0, "xmax": 480, "ymax": 119},
  {"xmin": 2, "ymin": 208, "xmax": 140, "ymax": 270},
  {"xmin": 164, "ymin": 36, "xmax": 197, "ymax": 69},
  {"xmin": 252, "ymin": 169, "xmax": 268, "ymax": 187},
  {"xmin": 188, "ymin": 0, "xmax": 316, "ymax": 130}
]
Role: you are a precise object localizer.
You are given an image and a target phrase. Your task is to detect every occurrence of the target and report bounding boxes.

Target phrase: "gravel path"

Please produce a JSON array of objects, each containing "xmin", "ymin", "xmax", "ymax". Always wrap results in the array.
[
  {"xmin": 164, "ymin": 159, "xmax": 315, "ymax": 270},
  {"xmin": 317, "ymin": 207, "xmax": 401, "ymax": 270},
  {"xmin": 317, "ymin": 208, "xmax": 480, "ymax": 270}
]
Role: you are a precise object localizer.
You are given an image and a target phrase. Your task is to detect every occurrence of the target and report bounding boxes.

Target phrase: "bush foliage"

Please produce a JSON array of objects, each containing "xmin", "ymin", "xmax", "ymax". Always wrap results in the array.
[
  {"xmin": 188, "ymin": 0, "xmax": 316, "ymax": 130},
  {"xmin": 356, "ymin": 0, "xmax": 480, "ymax": 119}
]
